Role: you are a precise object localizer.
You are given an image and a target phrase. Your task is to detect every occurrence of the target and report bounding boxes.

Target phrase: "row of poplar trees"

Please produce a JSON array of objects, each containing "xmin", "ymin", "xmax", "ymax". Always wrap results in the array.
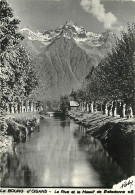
[
  {"xmin": 72, "ymin": 23, "xmax": 135, "ymax": 117},
  {"xmin": 0, "ymin": 0, "xmax": 38, "ymax": 114}
]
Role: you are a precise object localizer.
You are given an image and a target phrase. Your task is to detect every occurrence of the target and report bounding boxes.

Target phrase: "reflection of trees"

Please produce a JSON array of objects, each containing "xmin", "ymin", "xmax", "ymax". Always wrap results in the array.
[
  {"xmin": 1, "ymin": 150, "xmax": 37, "ymax": 187},
  {"xmin": 95, "ymin": 123, "xmax": 135, "ymax": 178},
  {"xmin": 77, "ymin": 131, "xmax": 126, "ymax": 188},
  {"xmin": 104, "ymin": 129, "xmax": 134, "ymax": 178},
  {"xmin": 86, "ymin": 147, "xmax": 126, "ymax": 187}
]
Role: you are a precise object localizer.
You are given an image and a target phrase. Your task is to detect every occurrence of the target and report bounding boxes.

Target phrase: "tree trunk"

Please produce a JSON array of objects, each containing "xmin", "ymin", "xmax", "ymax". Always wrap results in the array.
[
  {"xmin": 123, "ymin": 103, "xmax": 126, "ymax": 118},
  {"xmin": 33, "ymin": 103, "xmax": 37, "ymax": 112},
  {"xmin": 120, "ymin": 102, "xmax": 122, "ymax": 117},
  {"xmin": 94, "ymin": 102, "xmax": 97, "ymax": 112},
  {"xmin": 18, "ymin": 104, "xmax": 20, "ymax": 113},
  {"xmin": 82, "ymin": 102, "xmax": 85, "ymax": 112},
  {"xmin": 90, "ymin": 102, "xmax": 94, "ymax": 113},
  {"xmin": 26, "ymin": 101, "xmax": 30, "ymax": 112},
  {"xmin": 113, "ymin": 107, "xmax": 117, "ymax": 117},
  {"xmin": 108, "ymin": 107, "xmax": 111, "ymax": 116},
  {"xmin": 86, "ymin": 103, "xmax": 90, "ymax": 112},
  {"xmin": 82, "ymin": 102, "xmax": 84, "ymax": 112},
  {"xmin": 14, "ymin": 103, "xmax": 18, "ymax": 113},
  {"xmin": 81, "ymin": 102, "xmax": 83, "ymax": 111},
  {"xmin": 23, "ymin": 103, "xmax": 26, "ymax": 112},
  {"xmin": 6, "ymin": 103, "xmax": 10, "ymax": 114},
  {"xmin": 24, "ymin": 105, "xmax": 26, "ymax": 112},
  {"xmin": 101, "ymin": 103, "xmax": 103, "ymax": 112},
  {"xmin": 127, "ymin": 104, "xmax": 134, "ymax": 119},
  {"xmin": 28, "ymin": 101, "xmax": 30, "ymax": 112},
  {"xmin": 131, "ymin": 107, "xmax": 133, "ymax": 117},
  {"xmin": 80, "ymin": 102, "xmax": 82, "ymax": 111},
  {"xmin": 25, "ymin": 104, "xmax": 27, "ymax": 112},
  {"xmin": 84, "ymin": 102, "xmax": 86, "ymax": 112},
  {"xmin": 21, "ymin": 101, "xmax": 23, "ymax": 112},
  {"xmin": 27, "ymin": 101, "xmax": 29, "ymax": 112},
  {"xmin": 103, "ymin": 103, "xmax": 108, "ymax": 115},
  {"xmin": 94, "ymin": 101, "xmax": 97, "ymax": 112},
  {"xmin": 80, "ymin": 102, "xmax": 83, "ymax": 111},
  {"xmin": 112, "ymin": 101, "xmax": 117, "ymax": 117},
  {"xmin": 30, "ymin": 101, "xmax": 34, "ymax": 112},
  {"xmin": 29, "ymin": 102, "xmax": 31, "ymax": 112},
  {"xmin": 120, "ymin": 102, "xmax": 126, "ymax": 118},
  {"xmin": 22, "ymin": 100, "xmax": 25, "ymax": 112},
  {"xmin": 20, "ymin": 104, "xmax": 22, "ymax": 113},
  {"xmin": 11, "ymin": 104, "xmax": 14, "ymax": 114}
]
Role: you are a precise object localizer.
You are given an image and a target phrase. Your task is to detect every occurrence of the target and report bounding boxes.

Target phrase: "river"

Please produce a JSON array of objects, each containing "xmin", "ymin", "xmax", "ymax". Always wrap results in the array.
[{"xmin": 1, "ymin": 116, "xmax": 126, "ymax": 187}]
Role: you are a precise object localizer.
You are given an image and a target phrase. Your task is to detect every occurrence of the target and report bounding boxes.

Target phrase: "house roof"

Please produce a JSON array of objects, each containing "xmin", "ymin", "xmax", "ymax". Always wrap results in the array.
[{"xmin": 70, "ymin": 101, "xmax": 79, "ymax": 107}]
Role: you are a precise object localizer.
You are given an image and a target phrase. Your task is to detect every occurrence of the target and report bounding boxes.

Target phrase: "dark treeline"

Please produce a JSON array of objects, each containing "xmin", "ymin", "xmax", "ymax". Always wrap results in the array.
[{"xmin": 62, "ymin": 24, "xmax": 135, "ymax": 117}]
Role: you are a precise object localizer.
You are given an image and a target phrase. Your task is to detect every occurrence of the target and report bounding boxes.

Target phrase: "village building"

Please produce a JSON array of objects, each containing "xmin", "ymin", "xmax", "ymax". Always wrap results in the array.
[{"xmin": 70, "ymin": 101, "xmax": 79, "ymax": 111}]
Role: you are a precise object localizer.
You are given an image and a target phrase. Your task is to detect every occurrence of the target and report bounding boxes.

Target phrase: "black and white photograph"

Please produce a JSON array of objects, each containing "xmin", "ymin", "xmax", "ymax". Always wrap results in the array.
[{"xmin": 0, "ymin": 0, "xmax": 135, "ymax": 191}]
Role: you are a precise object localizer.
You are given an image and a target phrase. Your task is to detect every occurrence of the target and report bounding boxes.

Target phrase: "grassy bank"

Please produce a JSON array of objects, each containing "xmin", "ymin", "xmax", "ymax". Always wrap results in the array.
[
  {"xmin": 1, "ymin": 112, "xmax": 40, "ymax": 153},
  {"xmin": 69, "ymin": 110, "xmax": 135, "ymax": 176}
]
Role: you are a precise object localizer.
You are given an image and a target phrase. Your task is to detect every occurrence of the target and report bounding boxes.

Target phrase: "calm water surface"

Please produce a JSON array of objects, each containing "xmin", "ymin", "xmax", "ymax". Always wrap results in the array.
[{"xmin": 1, "ymin": 117, "xmax": 126, "ymax": 187}]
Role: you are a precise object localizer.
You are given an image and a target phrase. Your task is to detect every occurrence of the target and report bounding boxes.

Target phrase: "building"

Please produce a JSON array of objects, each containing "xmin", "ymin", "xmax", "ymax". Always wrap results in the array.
[{"xmin": 70, "ymin": 101, "xmax": 79, "ymax": 111}]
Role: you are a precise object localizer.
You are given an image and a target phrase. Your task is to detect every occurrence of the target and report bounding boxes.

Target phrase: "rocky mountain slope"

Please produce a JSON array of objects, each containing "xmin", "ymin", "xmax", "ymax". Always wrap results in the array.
[{"xmin": 21, "ymin": 21, "xmax": 115, "ymax": 101}]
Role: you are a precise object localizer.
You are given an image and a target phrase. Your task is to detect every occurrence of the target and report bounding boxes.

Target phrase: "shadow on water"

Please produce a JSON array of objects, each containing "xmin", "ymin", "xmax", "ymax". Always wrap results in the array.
[
  {"xmin": 91, "ymin": 122, "xmax": 135, "ymax": 178},
  {"xmin": 104, "ymin": 130, "xmax": 135, "ymax": 177},
  {"xmin": 73, "ymin": 126, "xmax": 127, "ymax": 188},
  {"xmin": 1, "ymin": 117, "xmax": 130, "ymax": 187}
]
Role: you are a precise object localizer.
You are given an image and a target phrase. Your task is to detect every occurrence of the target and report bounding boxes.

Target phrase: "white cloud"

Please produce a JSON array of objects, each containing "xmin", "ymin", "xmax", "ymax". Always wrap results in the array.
[{"xmin": 80, "ymin": 0, "xmax": 117, "ymax": 29}]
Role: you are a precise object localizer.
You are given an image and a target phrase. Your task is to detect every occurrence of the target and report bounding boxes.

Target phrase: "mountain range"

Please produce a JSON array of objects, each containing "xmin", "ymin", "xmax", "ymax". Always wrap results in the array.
[{"xmin": 21, "ymin": 21, "xmax": 115, "ymax": 101}]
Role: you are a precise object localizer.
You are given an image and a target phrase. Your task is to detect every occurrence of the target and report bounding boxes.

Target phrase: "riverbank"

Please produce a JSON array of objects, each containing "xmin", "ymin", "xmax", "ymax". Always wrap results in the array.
[
  {"xmin": 68, "ymin": 110, "xmax": 135, "ymax": 176},
  {"xmin": 1, "ymin": 112, "xmax": 40, "ymax": 153}
]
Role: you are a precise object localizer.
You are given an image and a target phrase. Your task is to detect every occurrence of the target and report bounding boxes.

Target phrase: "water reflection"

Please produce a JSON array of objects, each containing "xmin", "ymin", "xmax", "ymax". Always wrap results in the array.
[
  {"xmin": 1, "ymin": 149, "xmax": 37, "ymax": 187},
  {"xmin": 1, "ymin": 117, "xmax": 126, "ymax": 187},
  {"xmin": 78, "ymin": 135, "xmax": 125, "ymax": 187}
]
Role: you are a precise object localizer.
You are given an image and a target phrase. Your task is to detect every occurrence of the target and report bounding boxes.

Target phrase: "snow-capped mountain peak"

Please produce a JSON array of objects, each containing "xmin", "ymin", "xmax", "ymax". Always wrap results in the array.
[
  {"xmin": 21, "ymin": 21, "xmax": 114, "ymax": 49},
  {"xmin": 20, "ymin": 28, "xmax": 52, "ymax": 45}
]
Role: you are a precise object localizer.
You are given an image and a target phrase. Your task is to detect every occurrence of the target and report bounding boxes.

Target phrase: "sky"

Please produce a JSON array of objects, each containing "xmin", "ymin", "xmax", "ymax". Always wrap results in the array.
[{"xmin": 7, "ymin": 0, "xmax": 135, "ymax": 34}]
